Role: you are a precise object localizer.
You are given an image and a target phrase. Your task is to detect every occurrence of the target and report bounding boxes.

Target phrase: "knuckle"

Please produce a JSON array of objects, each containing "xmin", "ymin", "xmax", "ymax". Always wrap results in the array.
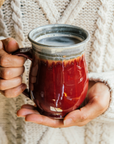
[
  {"xmin": 16, "ymin": 76, "xmax": 22, "ymax": 84},
  {"xmin": 95, "ymin": 97, "xmax": 106, "ymax": 110},
  {"xmin": 79, "ymin": 109, "xmax": 88, "ymax": 122},
  {"xmin": 80, "ymin": 114, "xmax": 88, "ymax": 122},
  {"xmin": 18, "ymin": 76, "xmax": 22, "ymax": 83},
  {"xmin": 0, "ymin": 56, "xmax": 9, "ymax": 67},
  {"xmin": 3, "ymin": 69, "xmax": 12, "ymax": 79}
]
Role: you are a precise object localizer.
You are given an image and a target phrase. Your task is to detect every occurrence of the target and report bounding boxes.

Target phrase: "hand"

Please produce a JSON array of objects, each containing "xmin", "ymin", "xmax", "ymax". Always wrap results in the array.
[
  {"xmin": 0, "ymin": 38, "xmax": 26, "ymax": 98},
  {"xmin": 17, "ymin": 81, "xmax": 110, "ymax": 128}
]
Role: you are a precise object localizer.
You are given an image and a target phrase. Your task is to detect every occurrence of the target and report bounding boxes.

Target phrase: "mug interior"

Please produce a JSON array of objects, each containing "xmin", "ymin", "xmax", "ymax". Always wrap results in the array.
[{"xmin": 28, "ymin": 24, "xmax": 90, "ymax": 55}]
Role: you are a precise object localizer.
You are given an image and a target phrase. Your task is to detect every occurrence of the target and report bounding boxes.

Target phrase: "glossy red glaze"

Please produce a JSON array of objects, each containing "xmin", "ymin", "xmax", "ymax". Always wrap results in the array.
[{"xmin": 30, "ymin": 54, "xmax": 88, "ymax": 119}]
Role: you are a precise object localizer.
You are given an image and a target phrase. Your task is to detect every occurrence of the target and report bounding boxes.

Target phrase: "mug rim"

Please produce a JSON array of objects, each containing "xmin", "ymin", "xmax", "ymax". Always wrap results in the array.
[
  {"xmin": 28, "ymin": 24, "xmax": 90, "ymax": 55},
  {"xmin": 28, "ymin": 24, "xmax": 90, "ymax": 47}
]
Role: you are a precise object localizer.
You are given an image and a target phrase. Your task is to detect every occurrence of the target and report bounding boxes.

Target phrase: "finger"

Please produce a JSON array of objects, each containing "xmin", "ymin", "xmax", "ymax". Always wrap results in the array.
[
  {"xmin": 21, "ymin": 104, "xmax": 37, "ymax": 109},
  {"xmin": 0, "ymin": 76, "xmax": 22, "ymax": 90},
  {"xmin": 2, "ymin": 38, "xmax": 19, "ymax": 53},
  {"xmin": 2, "ymin": 83, "xmax": 26, "ymax": 98},
  {"xmin": 17, "ymin": 107, "xmax": 39, "ymax": 117},
  {"xmin": 64, "ymin": 100, "xmax": 99, "ymax": 127},
  {"xmin": 0, "ymin": 66, "xmax": 24, "ymax": 79},
  {"xmin": 64, "ymin": 110, "xmax": 92, "ymax": 127},
  {"xmin": 0, "ymin": 53, "xmax": 26, "ymax": 68},
  {"xmin": 0, "ymin": 38, "xmax": 26, "ymax": 68},
  {"xmin": 73, "ymin": 119, "xmax": 91, "ymax": 127},
  {"xmin": 25, "ymin": 114, "xmax": 63, "ymax": 128},
  {"xmin": 64, "ymin": 110, "xmax": 87, "ymax": 127},
  {"xmin": 0, "ymin": 40, "xmax": 3, "ymax": 50}
]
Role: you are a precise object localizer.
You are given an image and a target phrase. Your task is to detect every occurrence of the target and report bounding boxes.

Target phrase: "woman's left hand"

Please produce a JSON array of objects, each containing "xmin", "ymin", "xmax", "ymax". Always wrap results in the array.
[{"xmin": 17, "ymin": 81, "xmax": 110, "ymax": 128}]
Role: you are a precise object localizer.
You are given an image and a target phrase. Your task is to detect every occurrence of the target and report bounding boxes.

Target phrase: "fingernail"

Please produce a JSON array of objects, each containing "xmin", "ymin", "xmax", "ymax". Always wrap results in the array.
[
  {"xmin": 17, "ymin": 110, "xmax": 25, "ymax": 117},
  {"xmin": 17, "ymin": 113, "xmax": 25, "ymax": 117},
  {"xmin": 64, "ymin": 118, "xmax": 72, "ymax": 126}
]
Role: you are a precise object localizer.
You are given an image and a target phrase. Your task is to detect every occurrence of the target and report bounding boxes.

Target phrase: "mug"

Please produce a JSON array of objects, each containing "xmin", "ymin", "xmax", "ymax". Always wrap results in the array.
[{"xmin": 14, "ymin": 24, "xmax": 90, "ymax": 119}]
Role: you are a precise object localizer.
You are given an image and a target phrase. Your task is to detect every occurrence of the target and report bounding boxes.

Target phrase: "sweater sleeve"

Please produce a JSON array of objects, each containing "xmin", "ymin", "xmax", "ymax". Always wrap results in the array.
[
  {"xmin": 0, "ymin": 36, "xmax": 6, "ymax": 40},
  {"xmin": 88, "ymin": 71, "xmax": 114, "ymax": 123}
]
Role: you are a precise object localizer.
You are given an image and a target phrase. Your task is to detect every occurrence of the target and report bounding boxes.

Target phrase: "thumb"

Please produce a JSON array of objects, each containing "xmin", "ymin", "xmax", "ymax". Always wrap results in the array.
[
  {"xmin": 64, "ymin": 98, "xmax": 100, "ymax": 126},
  {"xmin": 2, "ymin": 38, "xmax": 19, "ymax": 53}
]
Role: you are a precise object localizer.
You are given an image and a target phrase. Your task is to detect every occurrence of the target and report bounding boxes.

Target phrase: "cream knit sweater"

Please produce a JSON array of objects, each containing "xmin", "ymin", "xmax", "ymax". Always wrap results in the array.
[{"xmin": 0, "ymin": 0, "xmax": 114, "ymax": 144}]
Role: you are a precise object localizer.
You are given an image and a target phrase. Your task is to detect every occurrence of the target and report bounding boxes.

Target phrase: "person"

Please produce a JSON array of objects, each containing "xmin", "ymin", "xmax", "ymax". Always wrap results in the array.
[{"xmin": 0, "ymin": 0, "xmax": 114, "ymax": 143}]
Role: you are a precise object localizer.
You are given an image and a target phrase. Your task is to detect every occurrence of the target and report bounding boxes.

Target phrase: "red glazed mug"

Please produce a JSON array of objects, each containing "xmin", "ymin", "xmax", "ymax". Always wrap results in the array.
[{"xmin": 14, "ymin": 24, "xmax": 90, "ymax": 119}]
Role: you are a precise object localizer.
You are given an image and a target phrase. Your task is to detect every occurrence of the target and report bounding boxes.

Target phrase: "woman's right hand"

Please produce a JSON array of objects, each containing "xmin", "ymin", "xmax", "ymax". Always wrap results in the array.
[{"xmin": 0, "ymin": 38, "xmax": 27, "ymax": 98}]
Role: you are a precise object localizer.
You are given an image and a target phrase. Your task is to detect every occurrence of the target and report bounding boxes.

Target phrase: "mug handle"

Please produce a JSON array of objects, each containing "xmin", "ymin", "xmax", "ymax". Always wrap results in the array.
[{"xmin": 12, "ymin": 47, "xmax": 33, "ymax": 99}]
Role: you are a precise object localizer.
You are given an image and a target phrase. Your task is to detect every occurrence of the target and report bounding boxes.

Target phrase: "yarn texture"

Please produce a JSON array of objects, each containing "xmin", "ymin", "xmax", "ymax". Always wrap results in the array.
[{"xmin": 0, "ymin": 0, "xmax": 114, "ymax": 144}]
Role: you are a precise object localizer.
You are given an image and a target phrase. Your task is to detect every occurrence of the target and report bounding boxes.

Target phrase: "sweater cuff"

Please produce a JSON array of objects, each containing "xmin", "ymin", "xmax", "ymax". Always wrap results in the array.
[{"xmin": 88, "ymin": 71, "xmax": 114, "ymax": 123}]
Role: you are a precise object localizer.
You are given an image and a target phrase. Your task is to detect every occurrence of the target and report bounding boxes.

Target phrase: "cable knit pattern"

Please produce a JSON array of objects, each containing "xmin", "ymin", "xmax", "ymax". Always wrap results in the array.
[
  {"xmin": 0, "ymin": 0, "xmax": 114, "ymax": 144},
  {"xmin": 36, "ymin": 0, "xmax": 57, "ymax": 24},
  {"xmin": 85, "ymin": 122, "xmax": 97, "ymax": 144},
  {"xmin": 100, "ymin": 123, "xmax": 110, "ymax": 144},
  {"xmin": 0, "ymin": 95, "xmax": 8, "ymax": 143},
  {"xmin": 11, "ymin": 0, "xmax": 24, "ymax": 47},
  {"xmin": 0, "ymin": 127, "xmax": 8, "ymax": 144},
  {"xmin": 57, "ymin": 0, "xmax": 79, "ymax": 24},
  {"xmin": 25, "ymin": 123, "xmax": 48, "ymax": 144},
  {"xmin": 38, "ymin": 128, "xmax": 69, "ymax": 144},
  {"xmin": 85, "ymin": 122, "xmax": 110, "ymax": 144},
  {"xmin": 46, "ymin": 0, "xmax": 60, "ymax": 21},
  {"xmin": 66, "ymin": 0, "xmax": 87, "ymax": 24},
  {"xmin": 5, "ymin": 98, "xmax": 17, "ymax": 144},
  {"xmin": 0, "ymin": 8, "xmax": 8, "ymax": 37},
  {"xmin": 53, "ymin": 0, "xmax": 70, "ymax": 14},
  {"xmin": 89, "ymin": 0, "xmax": 108, "ymax": 72},
  {"xmin": 61, "ymin": 127, "xmax": 85, "ymax": 144},
  {"xmin": 0, "ymin": 90, "xmax": 16, "ymax": 144},
  {"xmin": 16, "ymin": 95, "xmax": 27, "ymax": 144},
  {"xmin": 103, "ymin": 21, "xmax": 114, "ymax": 71}
]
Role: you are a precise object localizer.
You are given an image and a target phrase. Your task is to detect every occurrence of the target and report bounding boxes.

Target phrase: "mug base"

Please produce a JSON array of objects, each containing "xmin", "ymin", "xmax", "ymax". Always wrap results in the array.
[{"xmin": 36, "ymin": 106, "xmax": 65, "ymax": 119}]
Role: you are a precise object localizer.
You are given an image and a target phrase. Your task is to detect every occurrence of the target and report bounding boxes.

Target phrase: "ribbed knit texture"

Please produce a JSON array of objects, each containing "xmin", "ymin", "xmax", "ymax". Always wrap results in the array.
[{"xmin": 0, "ymin": 0, "xmax": 114, "ymax": 144}]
